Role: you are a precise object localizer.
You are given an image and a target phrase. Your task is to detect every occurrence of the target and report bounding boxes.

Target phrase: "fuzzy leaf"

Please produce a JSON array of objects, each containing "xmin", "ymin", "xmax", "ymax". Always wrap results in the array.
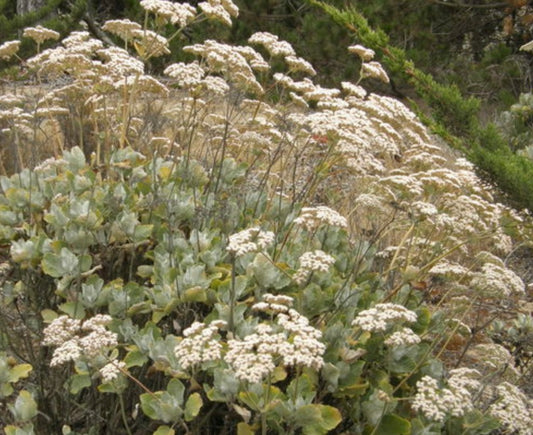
[
  {"xmin": 232, "ymin": 404, "xmax": 252, "ymax": 423},
  {"xmin": 167, "ymin": 379, "xmax": 185, "ymax": 405},
  {"xmin": 124, "ymin": 349, "xmax": 148, "ymax": 368},
  {"xmin": 133, "ymin": 224, "xmax": 153, "ymax": 243},
  {"xmin": 8, "ymin": 364, "xmax": 32, "ymax": 383},
  {"xmin": 294, "ymin": 404, "xmax": 342, "ymax": 435},
  {"xmin": 140, "ymin": 391, "xmax": 183, "ymax": 423},
  {"xmin": 321, "ymin": 362, "xmax": 340, "ymax": 391},
  {"xmin": 250, "ymin": 253, "xmax": 290, "ymax": 290},
  {"xmin": 375, "ymin": 414, "xmax": 411, "ymax": 435},
  {"xmin": 184, "ymin": 393, "xmax": 203, "ymax": 421},
  {"xmin": 412, "ymin": 306, "xmax": 431, "ymax": 334},
  {"xmin": 41, "ymin": 309, "xmax": 58, "ymax": 323},
  {"xmin": 183, "ymin": 286, "xmax": 207, "ymax": 303},
  {"xmin": 69, "ymin": 374, "xmax": 91, "ymax": 394},
  {"xmin": 42, "ymin": 248, "xmax": 79, "ymax": 278},
  {"xmin": 9, "ymin": 390, "xmax": 37, "ymax": 421},
  {"xmin": 238, "ymin": 391, "xmax": 261, "ymax": 412},
  {"xmin": 63, "ymin": 146, "xmax": 86, "ymax": 171},
  {"xmin": 58, "ymin": 302, "xmax": 85, "ymax": 319},
  {"xmin": 153, "ymin": 426, "xmax": 175, "ymax": 435},
  {"xmin": 137, "ymin": 265, "xmax": 153, "ymax": 278},
  {"xmin": 4, "ymin": 424, "xmax": 35, "ymax": 435}
]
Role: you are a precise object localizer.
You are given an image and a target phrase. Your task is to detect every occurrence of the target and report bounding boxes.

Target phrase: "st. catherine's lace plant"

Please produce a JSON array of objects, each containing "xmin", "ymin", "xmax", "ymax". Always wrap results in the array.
[{"xmin": 0, "ymin": 0, "xmax": 531, "ymax": 433}]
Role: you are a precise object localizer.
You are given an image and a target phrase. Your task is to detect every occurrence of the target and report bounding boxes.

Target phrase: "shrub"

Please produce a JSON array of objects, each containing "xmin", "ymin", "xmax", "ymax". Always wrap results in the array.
[{"xmin": 0, "ymin": 1, "xmax": 531, "ymax": 434}]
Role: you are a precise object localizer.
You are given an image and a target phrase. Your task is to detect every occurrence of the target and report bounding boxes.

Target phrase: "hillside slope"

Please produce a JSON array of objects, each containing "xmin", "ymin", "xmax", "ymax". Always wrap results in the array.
[{"xmin": 0, "ymin": 3, "xmax": 532, "ymax": 433}]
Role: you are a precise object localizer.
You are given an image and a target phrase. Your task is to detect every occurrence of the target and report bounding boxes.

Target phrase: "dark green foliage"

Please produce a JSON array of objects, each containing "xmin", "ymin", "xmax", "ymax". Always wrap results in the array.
[
  {"xmin": 410, "ymin": 69, "xmax": 481, "ymax": 137},
  {"xmin": 0, "ymin": 0, "xmax": 64, "ymax": 40},
  {"xmin": 470, "ymin": 145, "xmax": 533, "ymax": 211}
]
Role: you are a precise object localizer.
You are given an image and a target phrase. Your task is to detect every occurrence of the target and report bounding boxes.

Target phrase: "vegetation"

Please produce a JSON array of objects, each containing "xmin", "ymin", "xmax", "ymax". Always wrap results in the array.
[
  {"xmin": 0, "ymin": 1, "xmax": 532, "ymax": 434},
  {"xmin": 309, "ymin": 0, "xmax": 533, "ymax": 212}
]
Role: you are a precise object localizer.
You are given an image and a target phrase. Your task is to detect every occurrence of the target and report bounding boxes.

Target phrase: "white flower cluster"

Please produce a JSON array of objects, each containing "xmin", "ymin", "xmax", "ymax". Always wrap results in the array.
[
  {"xmin": 140, "ymin": 0, "xmax": 197, "ymax": 26},
  {"xmin": 226, "ymin": 297, "xmax": 325, "ymax": 383},
  {"xmin": 466, "ymin": 343, "xmax": 520, "ymax": 379},
  {"xmin": 42, "ymin": 315, "xmax": 81, "ymax": 346},
  {"xmin": 248, "ymin": 31, "xmax": 296, "ymax": 57},
  {"xmin": 0, "ymin": 93, "xmax": 23, "ymax": 106},
  {"xmin": 184, "ymin": 40, "xmax": 265, "ymax": 94},
  {"xmin": 199, "ymin": 0, "xmax": 239, "ymax": 27},
  {"xmin": 43, "ymin": 314, "xmax": 118, "ymax": 367},
  {"xmin": 99, "ymin": 359, "xmax": 127, "ymax": 383},
  {"xmin": 410, "ymin": 201, "xmax": 438, "ymax": 220},
  {"xmin": 412, "ymin": 368, "xmax": 481, "ymax": 422},
  {"xmin": 470, "ymin": 262, "xmax": 525, "ymax": 298},
  {"xmin": 489, "ymin": 382, "xmax": 533, "ymax": 435},
  {"xmin": 384, "ymin": 327, "xmax": 421, "ymax": 347},
  {"xmin": 226, "ymin": 227, "xmax": 275, "ymax": 257},
  {"xmin": 98, "ymin": 46, "xmax": 144, "ymax": 76},
  {"xmin": 102, "ymin": 19, "xmax": 142, "ymax": 41},
  {"xmin": 285, "ymin": 55, "xmax": 316, "ymax": 76},
  {"xmin": 352, "ymin": 303, "xmax": 417, "ymax": 332},
  {"xmin": 23, "ymin": 25, "xmax": 60, "ymax": 45},
  {"xmin": 164, "ymin": 61, "xmax": 231, "ymax": 96},
  {"xmin": 347, "ymin": 44, "xmax": 389, "ymax": 83},
  {"xmin": 26, "ymin": 31, "xmax": 146, "ymax": 81},
  {"xmin": 276, "ymin": 308, "xmax": 325, "ymax": 370},
  {"xmin": 114, "ymin": 74, "xmax": 169, "ymax": 96},
  {"xmin": 293, "ymin": 250, "xmax": 336, "ymax": 285},
  {"xmin": 429, "ymin": 261, "xmax": 471, "ymax": 279},
  {"xmin": 354, "ymin": 193, "xmax": 386, "ymax": 212},
  {"xmin": 0, "ymin": 40, "xmax": 20, "ymax": 60},
  {"xmin": 164, "ymin": 61, "xmax": 205, "ymax": 88},
  {"xmin": 252, "ymin": 293, "xmax": 294, "ymax": 313},
  {"xmin": 294, "ymin": 206, "xmax": 348, "ymax": 231},
  {"xmin": 174, "ymin": 321, "xmax": 225, "ymax": 369},
  {"xmin": 348, "ymin": 44, "xmax": 375, "ymax": 61},
  {"xmin": 225, "ymin": 323, "xmax": 290, "ymax": 383},
  {"xmin": 341, "ymin": 81, "xmax": 367, "ymax": 99},
  {"xmin": 361, "ymin": 61, "xmax": 390, "ymax": 83}
]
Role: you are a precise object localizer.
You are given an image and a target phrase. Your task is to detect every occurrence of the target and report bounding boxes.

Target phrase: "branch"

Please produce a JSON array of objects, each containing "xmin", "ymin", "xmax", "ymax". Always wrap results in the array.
[{"xmin": 82, "ymin": 11, "xmax": 116, "ymax": 47}]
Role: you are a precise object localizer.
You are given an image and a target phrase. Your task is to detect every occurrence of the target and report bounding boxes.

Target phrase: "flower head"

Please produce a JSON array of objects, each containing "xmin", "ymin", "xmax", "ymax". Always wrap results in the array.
[
  {"xmin": 489, "ymin": 382, "xmax": 533, "ymax": 434},
  {"xmin": 248, "ymin": 32, "xmax": 295, "ymax": 57},
  {"xmin": 140, "ymin": 0, "xmax": 197, "ymax": 26},
  {"xmin": 361, "ymin": 61, "xmax": 390, "ymax": 83},
  {"xmin": 100, "ymin": 360, "xmax": 127, "ymax": 382},
  {"xmin": 293, "ymin": 250, "xmax": 335, "ymax": 284},
  {"xmin": 412, "ymin": 369, "xmax": 481, "ymax": 422},
  {"xmin": 225, "ymin": 323, "xmax": 289, "ymax": 383},
  {"xmin": 294, "ymin": 206, "xmax": 347, "ymax": 231},
  {"xmin": 174, "ymin": 321, "xmax": 224, "ymax": 369},
  {"xmin": 348, "ymin": 44, "xmax": 375, "ymax": 61},
  {"xmin": 0, "ymin": 40, "xmax": 20, "ymax": 60},
  {"xmin": 384, "ymin": 327, "xmax": 421, "ymax": 347},
  {"xmin": 43, "ymin": 315, "xmax": 82, "ymax": 346},
  {"xmin": 23, "ymin": 25, "xmax": 60, "ymax": 44},
  {"xmin": 102, "ymin": 19, "xmax": 142, "ymax": 41},
  {"xmin": 227, "ymin": 227, "xmax": 275, "ymax": 257},
  {"xmin": 43, "ymin": 314, "xmax": 118, "ymax": 366},
  {"xmin": 472, "ymin": 262, "xmax": 525, "ymax": 298},
  {"xmin": 164, "ymin": 61, "xmax": 205, "ymax": 88},
  {"xmin": 352, "ymin": 303, "xmax": 417, "ymax": 332}
]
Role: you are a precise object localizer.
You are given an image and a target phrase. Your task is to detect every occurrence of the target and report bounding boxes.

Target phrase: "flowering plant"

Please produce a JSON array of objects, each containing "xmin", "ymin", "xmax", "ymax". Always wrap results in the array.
[{"xmin": 0, "ymin": 1, "xmax": 531, "ymax": 434}]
